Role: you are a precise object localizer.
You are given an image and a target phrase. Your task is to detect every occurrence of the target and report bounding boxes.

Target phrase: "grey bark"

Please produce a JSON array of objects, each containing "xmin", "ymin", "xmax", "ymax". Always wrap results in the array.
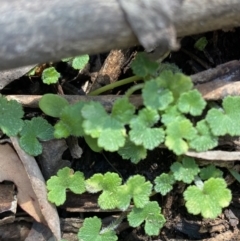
[
  {"xmin": 0, "ymin": 0, "xmax": 239, "ymax": 70},
  {"xmin": 117, "ymin": 0, "xmax": 182, "ymax": 51},
  {"xmin": 0, "ymin": 65, "xmax": 35, "ymax": 89}
]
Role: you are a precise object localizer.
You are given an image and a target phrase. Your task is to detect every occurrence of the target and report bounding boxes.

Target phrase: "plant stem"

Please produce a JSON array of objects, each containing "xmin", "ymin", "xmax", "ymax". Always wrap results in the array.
[
  {"xmin": 88, "ymin": 75, "xmax": 141, "ymax": 96},
  {"xmin": 102, "ymin": 152, "xmax": 123, "ymax": 179},
  {"xmin": 100, "ymin": 211, "xmax": 129, "ymax": 234},
  {"xmin": 125, "ymin": 83, "xmax": 144, "ymax": 98}
]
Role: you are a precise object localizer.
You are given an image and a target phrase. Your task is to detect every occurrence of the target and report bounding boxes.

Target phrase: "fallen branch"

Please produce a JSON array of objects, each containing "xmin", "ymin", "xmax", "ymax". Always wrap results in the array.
[
  {"xmin": 186, "ymin": 150, "xmax": 240, "ymax": 161},
  {"xmin": 6, "ymin": 95, "xmax": 143, "ymax": 111},
  {"xmin": 0, "ymin": 0, "xmax": 240, "ymax": 70}
]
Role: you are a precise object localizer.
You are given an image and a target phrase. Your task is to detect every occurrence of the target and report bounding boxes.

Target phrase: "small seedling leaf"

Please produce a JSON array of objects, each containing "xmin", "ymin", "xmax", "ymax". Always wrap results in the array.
[
  {"xmin": 177, "ymin": 89, "xmax": 206, "ymax": 116},
  {"xmin": 54, "ymin": 102, "xmax": 85, "ymax": 138},
  {"xmin": 157, "ymin": 71, "xmax": 193, "ymax": 100},
  {"xmin": 54, "ymin": 122, "xmax": 70, "ymax": 139},
  {"xmin": 42, "ymin": 67, "xmax": 60, "ymax": 84},
  {"xmin": 97, "ymin": 117, "xmax": 126, "ymax": 151},
  {"xmin": 170, "ymin": 157, "xmax": 200, "ymax": 184},
  {"xmin": 127, "ymin": 175, "xmax": 152, "ymax": 208},
  {"xmin": 82, "ymin": 101, "xmax": 107, "ymax": 138},
  {"xmin": 86, "ymin": 172, "xmax": 122, "ymax": 210},
  {"xmin": 142, "ymin": 79, "xmax": 173, "ymax": 110},
  {"xmin": 78, "ymin": 217, "xmax": 117, "ymax": 241},
  {"xmin": 189, "ymin": 120, "xmax": 218, "ymax": 152},
  {"xmin": 200, "ymin": 164, "xmax": 223, "ymax": 180},
  {"xmin": 184, "ymin": 178, "xmax": 232, "ymax": 219},
  {"xmin": 161, "ymin": 106, "xmax": 185, "ymax": 126},
  {"xmin": 127, "ymin": 201, "xmax": 166, "ymax": 236},
  {"xmin": 118, "ymin": 175, "xmax": 152, "ymax": 210},
  {"xmin": 0, "ymin": 96, "xmax": 24, "ymax": 136},
  {"xmin": 165, "ymin": 119, "xmax": 197, "ymax": 155},
  {"xmin": 82, "ymin": 102, "xmax": 126, "ymax": 151},
  {"xmin": 206, "ymin": 96, "xmax": 240, "ymax": 136},
  {"xmin": 129, "ymin": 108, "xmax": 164, "ymax": 150},
  {"xmin": 98, "ymin": 173, "xmax": 122, "ymax": 210},
  {"xmin": 85, "ymin": 174, "xmax": 104, "ymax": 193},
  {"xmin": 194, "ymin": 37, "xmax": 208, "ymax": 51},
  {"xmin": 27, "ymin": 66, "xmax": 37, "ymax": 76},
  {"xmin": 111, "ymin": 97, "xmax": 135, "ymax": 124},
  {"xmin": 72, "ymin": 55, "xmax": 89, "ymax": 70},
  {"xmin": 19, "ymin": 117, "xmax": 54, "ymax": 156},
  {"xmin": 154, "ymin": 173, "xmax": 175, "ymax": 195},
  {"xmin": 130, "ymin": 124, "xmax": 164, "ymax": 150},
  {"xmin": 47, "ymin": 167, "xmax": 86, "ymax": 206},
  {"xmin": 118, "ymin": 138, "xmax": 147, "ymax": 164}
]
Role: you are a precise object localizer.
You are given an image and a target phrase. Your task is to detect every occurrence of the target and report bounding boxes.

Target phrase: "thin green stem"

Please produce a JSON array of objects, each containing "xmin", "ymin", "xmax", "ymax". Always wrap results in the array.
[
  {"xmin": 102, "ymin": 152, "xmax": 123, "ymax": 179},
  {"xmin": 88, "ymin": 75, "xmax": 141, "ymax": 96},
  {"xmin": 125, "ymin": 83, "xmax": 145, "ymax": 98}
]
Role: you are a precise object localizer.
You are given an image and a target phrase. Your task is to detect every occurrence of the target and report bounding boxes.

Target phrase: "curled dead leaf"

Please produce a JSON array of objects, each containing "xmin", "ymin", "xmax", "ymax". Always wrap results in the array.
[{"xmin": 0, "ymin": 138, "xmax": 61, "ymax": 240}]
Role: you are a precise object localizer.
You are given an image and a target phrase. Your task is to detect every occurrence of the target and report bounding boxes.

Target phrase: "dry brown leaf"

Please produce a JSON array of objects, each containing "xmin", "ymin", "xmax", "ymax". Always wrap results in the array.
[
  {"xmin": 10, "ymin": 137, "xmax": 61, "ymax": 240},
  {"xmin": 0, "ymin": 143, "xmax": 45, "ymax": 222}
]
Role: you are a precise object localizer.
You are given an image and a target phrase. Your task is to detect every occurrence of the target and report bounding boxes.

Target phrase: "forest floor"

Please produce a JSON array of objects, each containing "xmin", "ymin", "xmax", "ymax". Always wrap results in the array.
[{"xmin": 1, "ymin": 27, "xmax": 240, "ymax": 241}]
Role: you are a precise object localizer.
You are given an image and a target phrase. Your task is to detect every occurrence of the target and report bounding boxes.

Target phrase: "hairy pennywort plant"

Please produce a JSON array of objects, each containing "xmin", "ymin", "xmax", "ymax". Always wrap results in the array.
[
  {"xmin": 0, "ymin": 52, "xmax": 236, "ymax": 240},
  {"xmin": 38, "ymin": 67, "xmax": 222, "ymax": 159},
  {"xmin": 47, "ymin": 167, "xmax": 166, "ymax": 238},
  {"xmin": 41, "ymin": 55, "xmax": 90, "ymax": 85},
  {"xmin": 0, "ymin": 95, "xmax": 55, "ymax": 156},
  {"xmin": 47, "ymin": 157, "xmax": 231, "ymax": 240},
  {"xmin": 38, "ymin": 53, "xmax": 240, "ymax": 159}
]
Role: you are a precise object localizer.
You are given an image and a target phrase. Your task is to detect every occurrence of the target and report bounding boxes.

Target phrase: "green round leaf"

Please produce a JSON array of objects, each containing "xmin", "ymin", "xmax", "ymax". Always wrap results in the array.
[
  {"xmin": 0, "ymin": 97, "xmax": 24, "ymax": 136},
  {"xmin": 194, "ymin": 37, "xmax": 208, "ymax": 51},
  {"xmin": 78, "ymin": 217, "xmax": 117, "ymax": 241},
  {"xmin": 184, "ymin": 178, "xmax": 232, "ymax": 219},
  {"xmin": 165, "ymin": 119, "xmax": 197, "ymax": 155},
  {"xmin": 154, "ymin": 173, "xmax": 175, "ymax": 195},
  {"xmin": 39, "ymin": 94, "xmax": 69, "ymax": 118},
  {"xmin": 142, "ymin": 79, "xmax": 173, "ymax": 110},
  {"xmin": 206, "ymin": 96, "xmax": 240, "ymax": 136},
  {"xmin": 42, "ymin": 67, "xmax": 60, "ymax": 85},
  {"xmin": 118, "ymin": 138, "xmax": 147, "ymax": 164},
  {"xmin": 72, "ymin": 55, "xmax": 89, "ymax": 70},
  {"xmin": 112, "ymin": 97, "xmax": 135, "ymax": 124},
  {"xmin": 127, "ymin": 201, "xmax": 165, "ymax": 236},
  {"xmin": 170, "ymin": 157, "xmax": 200, "ymax": 184},
  {"xmin": 189, "ymin": 120, "xmax": 218, "ymax": 152},
  {"xmin": 19, "ymin": 117, "xmax": 54, "ymax": 156},
  {"xmin": 200, "ymin": 165, "xmax": 223, "ymax": 180},
  {"xmin": 177, "ymin": 89, "xmax": 206, "ymax": 116},
  {"xmin": 47, "ymin": 167, "xmax": 85, "ymax": 206}
]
